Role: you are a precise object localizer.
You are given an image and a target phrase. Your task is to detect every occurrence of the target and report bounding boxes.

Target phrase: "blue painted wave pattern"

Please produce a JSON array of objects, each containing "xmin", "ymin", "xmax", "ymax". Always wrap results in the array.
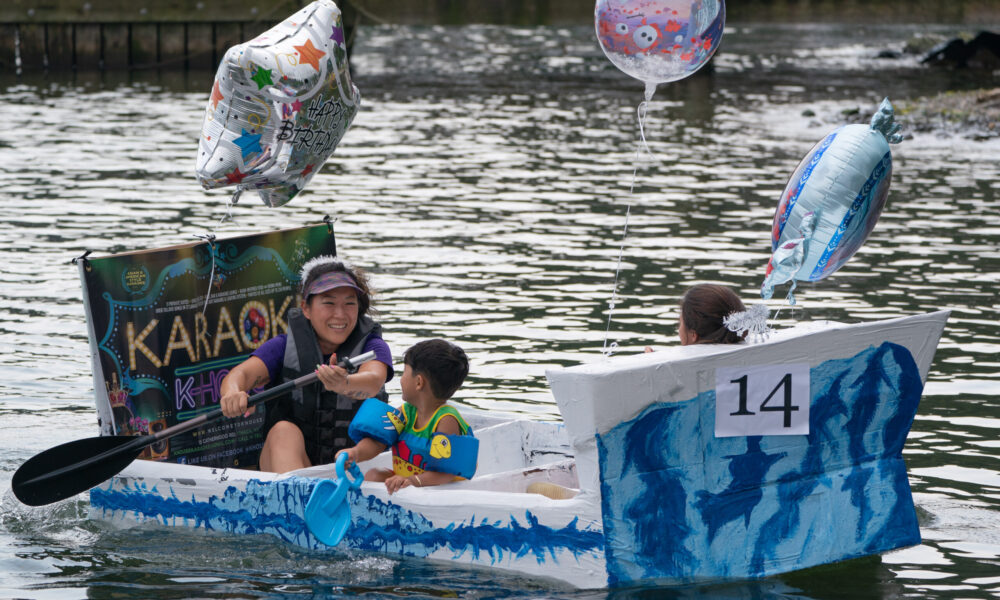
[
  {"xmin": 91, "ymin": 475, "xmax": 604, "ymax": 569},
  {"xmin": 597, "ymin": 342, "xmax": 923, "ymax": 586},
  {"xmin": 345, "ymin": 494, "xmax": 603, "ymax": 565},
  {"xmin": 91, "ymin": 477, "xmax": 319, "ymax": 545}
]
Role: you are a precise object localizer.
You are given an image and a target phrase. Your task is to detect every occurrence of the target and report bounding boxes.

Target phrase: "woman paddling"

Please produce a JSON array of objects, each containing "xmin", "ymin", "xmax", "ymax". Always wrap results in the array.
[{"xmin": 220, "ymin": 256, "xmax": 393, "ymax": 472}]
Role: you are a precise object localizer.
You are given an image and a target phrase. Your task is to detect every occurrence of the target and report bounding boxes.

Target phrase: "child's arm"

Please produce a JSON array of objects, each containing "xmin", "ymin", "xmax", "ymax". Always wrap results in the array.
[
  {"xmin": 383, "ymin": 414, "xmax": 464, "ymax": 494},
  {"xmin": 384, "ymin": 469, "xmax": 456, "ymax": 494},
  {"xmin": 336, "ymin": 437, "xmax": 387, "ymax": 467}
]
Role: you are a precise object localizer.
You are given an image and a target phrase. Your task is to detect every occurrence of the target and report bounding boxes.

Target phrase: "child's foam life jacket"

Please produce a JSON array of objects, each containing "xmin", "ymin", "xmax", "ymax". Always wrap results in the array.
[{"xmin": 348, "ymin": 398, "xmax": 478, "ymax": 479}]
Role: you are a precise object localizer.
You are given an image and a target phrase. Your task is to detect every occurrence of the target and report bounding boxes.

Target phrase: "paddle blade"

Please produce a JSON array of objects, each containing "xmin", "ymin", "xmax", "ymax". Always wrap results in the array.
[{"xmin": 12, "ymin": 435, "xmax": 146, "ymax": 506}]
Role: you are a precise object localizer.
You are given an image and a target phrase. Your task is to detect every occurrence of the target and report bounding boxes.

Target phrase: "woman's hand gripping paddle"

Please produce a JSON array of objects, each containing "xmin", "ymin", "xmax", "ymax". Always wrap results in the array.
[
  {"xmin": 12, "ymin": 351, "xmax": 376, "ymax": 507},
  {"xmin": 305, "ymin": 452, "xmax": 364, "ymax": 546}
]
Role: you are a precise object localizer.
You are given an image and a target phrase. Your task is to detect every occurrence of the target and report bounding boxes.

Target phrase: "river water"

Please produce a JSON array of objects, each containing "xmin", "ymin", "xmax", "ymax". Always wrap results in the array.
[{"xmin": 1, "ymin": 21, "xmax": 999, "ymax": 599}]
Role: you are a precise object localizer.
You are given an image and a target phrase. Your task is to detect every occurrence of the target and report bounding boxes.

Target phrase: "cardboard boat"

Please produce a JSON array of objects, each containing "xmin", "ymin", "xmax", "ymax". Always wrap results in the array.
[{"xmin": 90, "ymin": 310, "xmax": 948, "ymax": 589}]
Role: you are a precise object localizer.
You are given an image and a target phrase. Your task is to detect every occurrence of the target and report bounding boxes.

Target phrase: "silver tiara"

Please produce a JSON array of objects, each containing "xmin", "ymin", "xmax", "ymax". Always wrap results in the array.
[
  {"xmin": 299, "ymin": 255, "xmax": 354, "ymax": 282},
  {"xmin": 723, "ymin": 303, "xmax": 771, "ymax": 341}
]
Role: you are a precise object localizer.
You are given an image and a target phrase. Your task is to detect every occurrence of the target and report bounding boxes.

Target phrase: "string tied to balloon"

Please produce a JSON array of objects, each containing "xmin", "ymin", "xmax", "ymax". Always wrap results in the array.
[
  {"xmin": 594, "ymin": 0, "xmax": 726, "ymax": 355},
  {"xmin": 218, "ymin": 189, "xmax": 242, "ymax": 226},
  {"xmin": 602, "ymin": 87, "xmax": 657, "ymax": 357},
  {"xmin": 602, "ymin": 84, "xmax": 661, "ymax": 357}
]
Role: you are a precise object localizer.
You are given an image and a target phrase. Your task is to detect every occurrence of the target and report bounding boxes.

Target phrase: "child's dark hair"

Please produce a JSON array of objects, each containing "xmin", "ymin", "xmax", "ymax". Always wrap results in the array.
[
  {"xmin": 404, "ymin": 339, "xmax": 469, "ymax": 401},
  {"xmin": 680, "ymin": 284, "xmax": 746, "ymax": 344}
]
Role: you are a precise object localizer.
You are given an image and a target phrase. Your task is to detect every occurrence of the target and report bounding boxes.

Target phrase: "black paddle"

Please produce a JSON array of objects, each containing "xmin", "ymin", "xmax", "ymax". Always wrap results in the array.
[{"xmin": 12, "ymin": 351, "xmax": 376, "ymax": 507}]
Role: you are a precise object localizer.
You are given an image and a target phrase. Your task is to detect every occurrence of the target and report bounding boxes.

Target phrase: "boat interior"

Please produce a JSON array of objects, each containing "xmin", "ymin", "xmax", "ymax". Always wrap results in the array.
[{"xmin": 292, "ymin": 415, "xmax": 582, "ymax": 499}]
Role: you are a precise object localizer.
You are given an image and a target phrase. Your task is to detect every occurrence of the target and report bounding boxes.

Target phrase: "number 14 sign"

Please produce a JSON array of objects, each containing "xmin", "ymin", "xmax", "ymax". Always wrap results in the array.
[{"xmin": 714, "ymin": 363, "xmax": 810, "ymax": 437}]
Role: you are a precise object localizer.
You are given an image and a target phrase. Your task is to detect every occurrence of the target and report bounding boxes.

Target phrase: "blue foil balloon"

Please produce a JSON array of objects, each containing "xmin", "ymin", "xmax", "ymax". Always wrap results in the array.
[{"xmin": 762, "ymin": 98, "xmax": 903, "ymax": 303}]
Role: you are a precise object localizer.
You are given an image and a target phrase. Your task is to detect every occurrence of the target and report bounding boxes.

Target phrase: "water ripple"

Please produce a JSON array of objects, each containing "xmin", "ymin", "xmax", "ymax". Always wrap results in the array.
[{"xmin": 1, "ymin": 21, "xmax": 999, "ymax": 599}]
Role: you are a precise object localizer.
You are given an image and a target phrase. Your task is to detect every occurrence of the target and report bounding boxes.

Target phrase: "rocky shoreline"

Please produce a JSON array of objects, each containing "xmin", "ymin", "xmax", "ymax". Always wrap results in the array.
[
  {"xmin": 898, "ymin": 87, "xmax": 1000, "ymax": 140},
  {"xmin": 887, "ymin": 32, "xmax": 999, "ymax": 139},
  {"xmin": 802, "ymin": 32, "xmax": 1000, "ymax": 140},
  {"xmin": 804, "ymin": 89, "xmax": 1000, "ymax": 141}
]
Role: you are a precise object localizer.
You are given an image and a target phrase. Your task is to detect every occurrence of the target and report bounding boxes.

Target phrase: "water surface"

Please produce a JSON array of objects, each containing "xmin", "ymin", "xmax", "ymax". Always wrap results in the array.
[{"xmin": 1, "ymin": 22, "xmax": 999, "ymax": 599}]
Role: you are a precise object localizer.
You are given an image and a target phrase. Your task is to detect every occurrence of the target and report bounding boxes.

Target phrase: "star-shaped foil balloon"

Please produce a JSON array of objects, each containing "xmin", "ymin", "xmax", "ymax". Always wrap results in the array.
[{"xmin": 196, "ymin": 0, "xmax": 360, "ymax": 207}]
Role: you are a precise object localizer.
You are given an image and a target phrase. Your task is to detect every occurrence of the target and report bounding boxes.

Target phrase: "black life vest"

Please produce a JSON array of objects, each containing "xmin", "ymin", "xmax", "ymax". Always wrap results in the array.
[{"xmin": 268, "ymin": 307, "xmax": 388, "ymax": 466}]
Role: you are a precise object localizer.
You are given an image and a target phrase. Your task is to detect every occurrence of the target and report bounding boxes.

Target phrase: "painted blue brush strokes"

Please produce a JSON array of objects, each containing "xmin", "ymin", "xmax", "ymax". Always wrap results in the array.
[
  {"xmin": 91, "ymin": 475, "xmax": 604, "ymax": 567},
  {"xmin": 91, "ymin": 477, "xmax": 318, "ymax": 545},
  {"xmin": 597, "ymin": 341, "xmax": 923, "ymax": 586},
  {"xmin": 89, "ymin": 341, "xmax": 923, "ymax": 587},
  {"xmin": 345, "ymin": 494, "xmax": 603, "ymax": 564}
]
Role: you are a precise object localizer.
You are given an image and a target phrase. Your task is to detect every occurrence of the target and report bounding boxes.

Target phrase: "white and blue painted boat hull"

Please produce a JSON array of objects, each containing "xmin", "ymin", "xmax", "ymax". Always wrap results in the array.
[{"xmin": 91, "ymin": 310, "xmax": 949, "ymax": 589}]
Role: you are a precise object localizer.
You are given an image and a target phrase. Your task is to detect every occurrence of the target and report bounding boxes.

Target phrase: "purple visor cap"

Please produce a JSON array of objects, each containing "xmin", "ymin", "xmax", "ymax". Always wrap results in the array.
[{"xmin": 306, "ymin": 271, "xmax": 362, "ymax": 298}]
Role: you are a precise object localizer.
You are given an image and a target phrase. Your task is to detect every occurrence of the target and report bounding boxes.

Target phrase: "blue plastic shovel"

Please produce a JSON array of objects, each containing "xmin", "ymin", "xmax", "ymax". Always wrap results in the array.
[{"xmin": 304, "ymin": 452, "xmax": 364, "ymax": 546}]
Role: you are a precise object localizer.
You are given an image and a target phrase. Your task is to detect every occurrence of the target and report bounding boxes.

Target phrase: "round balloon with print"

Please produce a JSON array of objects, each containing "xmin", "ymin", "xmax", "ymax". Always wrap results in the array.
[{"xmin": 595, "ymin": 0, "xmax": 725, "ymax": 85}]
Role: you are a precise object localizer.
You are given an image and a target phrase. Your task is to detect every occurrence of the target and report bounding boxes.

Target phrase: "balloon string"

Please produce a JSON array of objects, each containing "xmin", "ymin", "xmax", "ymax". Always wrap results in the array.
[
  {"xmin": 634, "ymin": 99, "xmax": 653, "ymax": 174},
  {"xmin": 603, "ymin": 94, "xmax": 654, "ymax": 356},
  {"xmin": 602, "ymin": 204, "xmax": 630, "ymax": 356},
  {"xmin": 193, "ymin": 234, "xmax": 218, "ymax": 316},
  {"xmin": 219, "ymin": 189, "xmax": 242, "ymax": 227}
]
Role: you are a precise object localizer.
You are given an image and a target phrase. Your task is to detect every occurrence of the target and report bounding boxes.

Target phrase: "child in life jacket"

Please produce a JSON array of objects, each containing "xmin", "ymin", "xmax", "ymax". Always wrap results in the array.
[{"xmin": 337, "ymin": 339, "xmax": 477, "ymax": 494}]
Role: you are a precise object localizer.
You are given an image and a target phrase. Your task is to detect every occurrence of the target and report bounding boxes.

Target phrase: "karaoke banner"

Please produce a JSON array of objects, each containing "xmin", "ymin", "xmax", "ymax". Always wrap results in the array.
[{"xmin": 79, "ymin": 223, "xmax": 336, "ymax": 468}]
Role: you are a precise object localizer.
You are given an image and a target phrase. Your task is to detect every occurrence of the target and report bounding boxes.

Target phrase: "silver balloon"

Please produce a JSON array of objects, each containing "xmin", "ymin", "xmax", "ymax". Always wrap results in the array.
[{"xmin": 196, "ymin": 0, "xmax": 360, "ymax": 207}]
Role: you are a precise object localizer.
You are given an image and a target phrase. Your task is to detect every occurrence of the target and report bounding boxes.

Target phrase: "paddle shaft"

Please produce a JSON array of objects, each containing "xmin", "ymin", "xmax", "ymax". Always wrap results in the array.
[
  {"xmin": 151, "ymin": 348, "xmax": 375, "ymax": 442},
  {"xmin": 16, "ymin": 351, "xmax": 376, "ymax": 491},
  {"xmin": 152, "ymin": 370, "xmax": 318, "ymax": 443}
]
